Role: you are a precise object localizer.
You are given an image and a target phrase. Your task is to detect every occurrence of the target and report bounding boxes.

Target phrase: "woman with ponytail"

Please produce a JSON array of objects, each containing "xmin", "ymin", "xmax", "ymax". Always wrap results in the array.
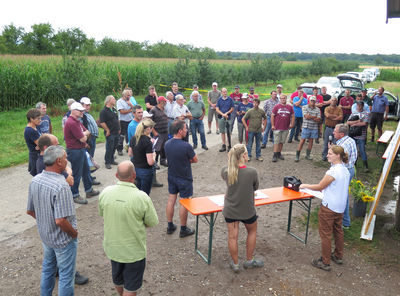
[
  {"xmin": 221, "ymin": 143, "xmax": 264, "ymax": 273},
  {"xmin": 300, "ymin": 145, "xmax": 350, "ymax": 272},
  {"xmin": 129, "ymin": 118, "xmax": 156, "ymax": 195}
]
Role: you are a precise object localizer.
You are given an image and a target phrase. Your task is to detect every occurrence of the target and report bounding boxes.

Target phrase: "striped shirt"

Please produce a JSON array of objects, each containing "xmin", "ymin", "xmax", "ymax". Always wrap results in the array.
[
  {"xmin": 302, "ymin": 105, "xmax": 321, "ymax": 130},
  {"xmin": 85, "ymin": 113, "xmax": 99, "ymax": 137},
  {"xmin": 27, "ymin": 171, "xmax": 77, "ymax": 248},
  {"xmin": 336, "ymin": 136, "xmax": 358, "ymax": 170}
]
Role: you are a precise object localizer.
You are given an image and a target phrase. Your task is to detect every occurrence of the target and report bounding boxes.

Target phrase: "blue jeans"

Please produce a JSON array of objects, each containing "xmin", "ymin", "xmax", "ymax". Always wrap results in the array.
[
  {"xmin": 41, "ymin": 238, "xmax": 77, "ymax": 296},
  {"xmin": 105, "ymin": 134, "xmax": 119, "ymax": 164},
  {"xmin": 87, "ymin": 136, "xmax": 96, "ymax": 158},
  {"xmin": 135, "ymin": 167, "xmax": 154, "ymax": 196},
  {"xmin": 289, "ymin": 117, "xmax": 303, "ymax": 141},
  {"xmin": 262, "ymin": 116, "xmax": 274, "ymax": 145},
  {"xmin": 67, "ymin": 148, "xmax": 92, "ymax": 198},
  {"xmin": 343, "ymin": 166, "xmax": 355, "ymax": 227},
  {"xmin": 190, "ymin": 118, "xmax": 206, "ymax": 146},
  {"xmin": 322, "ymin": 126, "xmax": 336, "ymax": 158},
  {"xmin": 355, "ymin": 138, "xmax": 367, "ymax": 161},
  {"xmin": 247, "ymin": 132, "xmax": 261, "ymax": 158}
]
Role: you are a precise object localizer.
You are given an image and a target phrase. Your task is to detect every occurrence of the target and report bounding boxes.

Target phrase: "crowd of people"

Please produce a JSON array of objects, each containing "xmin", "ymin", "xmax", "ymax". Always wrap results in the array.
[{"xmin": 23, "ymin": 81, "xmax": 389, "ymax": 294}]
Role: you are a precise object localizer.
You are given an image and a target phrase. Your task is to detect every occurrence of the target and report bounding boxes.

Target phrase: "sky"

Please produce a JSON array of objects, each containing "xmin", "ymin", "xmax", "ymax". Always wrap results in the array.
[{"xmin": 1, "ymin": 0, "xmax": 400, "ymax": 55}]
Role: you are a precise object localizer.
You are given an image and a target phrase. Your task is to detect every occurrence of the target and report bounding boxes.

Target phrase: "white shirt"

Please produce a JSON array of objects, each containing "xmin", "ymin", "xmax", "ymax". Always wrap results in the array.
[
  {"xmin": 172, "ymin": 104, "xmax": 190, "ymax": 124},
  {"xmin": 165, "ymin": 101, "xmax": 176, "ymax": 119},
  {"xmin": 116, "ymin": 98, "xmax": 134, "ymax": 122},
  {"xmin": 322, "ymin": 163, "xmax": 350, "ymax": 213}
]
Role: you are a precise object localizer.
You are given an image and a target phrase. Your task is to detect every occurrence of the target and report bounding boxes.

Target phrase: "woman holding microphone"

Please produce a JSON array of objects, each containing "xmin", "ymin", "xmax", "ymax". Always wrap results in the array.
[
  {"xmin": 300, "ymin": 145, "xmax": 350, "ymax": 271},
  {"xmin": 221, "ymin": 143, "xmax": 264, "ymax": 273}
]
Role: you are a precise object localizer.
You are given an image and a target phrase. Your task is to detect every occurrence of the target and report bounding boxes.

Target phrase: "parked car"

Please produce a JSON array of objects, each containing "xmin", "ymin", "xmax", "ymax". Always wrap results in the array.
[
  {"xmin": 346, "ymin": 72, "xmax": 367, "ymax": 84},
  {"xmin": 363, "ymin": 69, "xmax": 376, "ymax": 82},
  {"xmin": 299, "ymin": 82, "xmax": 321, "ymax": 98},
  {"xmin": 367, "ymin": 88, "xmax": 400, "ymax": 120},
  {"xmin": 316, "ymin": 76, "xmax": 341, "ymax": 97},
  {"xmin": 337, "ymin": 74, "xmax": 364, "ymax": 99}
]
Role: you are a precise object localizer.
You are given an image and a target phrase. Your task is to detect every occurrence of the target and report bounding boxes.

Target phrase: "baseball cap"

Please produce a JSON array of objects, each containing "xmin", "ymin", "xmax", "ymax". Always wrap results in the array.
[
  {"xmin": 193, "ymin": 84, "xmax": 198, "ymax": 88},
  {"xmin": 235, "ymin": 85, "xmax": 240, "ymax": 89},
  {"xmin": 143, "ymin": 111, "xmax": 153, "ymax": 118},
  {"xmin": 70, "ymin": 102, "xmax": 86, "ymax": 111},
  {"xmin": 309, "ymin": 96, "xmax": 317, "ymax": 101},
  {"xmin": 362, "ymin": 88, "xmax": 367, "ymax": 92},
  {"xmin": 80, "ymin": 97, "xmax": 91, "ymax": 105},
  {"xmin": 241, "ymin": 93, "xmax": 249, "ymax": 99},
  {"xmin": 212, "ymin": 82, "xmax": 218, "ymax": 86},
  {"xmin": 277, "ymin": 84, "xmax": 283, "ymax": 88},
  {"xmin": 157, "ymin": 96, "xmax": 167, "ymax": 102},
  {"xmin": 249, "ymin": 86, "xmax": 255, "ymax": 91}
]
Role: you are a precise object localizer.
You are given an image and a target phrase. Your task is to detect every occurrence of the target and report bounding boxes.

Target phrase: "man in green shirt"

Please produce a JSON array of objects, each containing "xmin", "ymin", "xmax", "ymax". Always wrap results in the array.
[
  {"xmin": 242, "ymin": 99, "xmax": 267, "ymax": 161},
  {"xmin": 187, "ymin": 91, "xmax": 208, "ymax": 150},
  {"xmin": 99, "ymin": 161, "xmax": 159, "ymax": 295}
]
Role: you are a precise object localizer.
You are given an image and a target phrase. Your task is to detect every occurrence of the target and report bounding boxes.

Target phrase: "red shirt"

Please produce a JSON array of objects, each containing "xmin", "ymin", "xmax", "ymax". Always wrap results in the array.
[
  {"xmin": 291, "ymin": 91, "xmax": 307, "ymax": 99},
  {"xmin": 64, "ymin": 116, "xmax": 87, "ymax": 149},
  {"xmin": 230, "ymin": 92, "xmax": 243, "ymax": 104},
  {"xmin": 339, "ymin": 96, "xmax": 354, "ymax": 115},
  {"xmin": 248, "ymin": 94, "xmax": 259, "ymax": 103},
  {"xmin": 272, "ymin": 104, "xmax": 294, "ymax": 131}
]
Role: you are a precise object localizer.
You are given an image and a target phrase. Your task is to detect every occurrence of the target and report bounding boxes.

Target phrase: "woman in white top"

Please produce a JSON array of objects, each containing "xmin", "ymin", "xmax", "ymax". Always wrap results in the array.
[{"xmin": 300, "ymin": 145, "xmax": 350, "ymax": 272}]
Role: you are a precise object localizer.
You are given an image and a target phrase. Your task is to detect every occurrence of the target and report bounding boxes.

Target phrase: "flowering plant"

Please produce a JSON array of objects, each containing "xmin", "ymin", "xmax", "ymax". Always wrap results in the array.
[{"xmin": 350, "ymin": 179, "xmax": 376, "ymax": 202}]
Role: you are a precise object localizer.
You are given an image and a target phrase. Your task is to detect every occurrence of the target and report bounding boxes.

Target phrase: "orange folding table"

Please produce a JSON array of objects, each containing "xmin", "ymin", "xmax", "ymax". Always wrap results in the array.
[{"xmin": 180, "ymin": 187, "xmax": 314, "ymax": 264}]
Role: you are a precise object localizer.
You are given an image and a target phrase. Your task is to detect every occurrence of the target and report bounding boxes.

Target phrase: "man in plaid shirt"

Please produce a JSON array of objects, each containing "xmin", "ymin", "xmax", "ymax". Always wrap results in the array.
[
  {"xmin": 295, "ymin": 96, "xmax": 321, "ymax": 162},
  {"xmin": 261, "ymin": 91, "xmax": 279, "ymax": 148}
]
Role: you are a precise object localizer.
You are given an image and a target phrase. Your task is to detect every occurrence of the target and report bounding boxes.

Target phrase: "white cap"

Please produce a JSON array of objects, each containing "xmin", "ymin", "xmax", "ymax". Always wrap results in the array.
[
  {"xmin": 143, "ymin": 111, "xmax": 153, "ymax": 118},
  {"xmin": 212, "ymin": 82, "xmax": 218, "ymax": 86},
  {"xmin": 80, "ymin": 97, "xmax": 91, "ymax": 105},
  {"xmin": 70, "ymin": 102, "xmax": 85, "ymax": 111},
  {"xmin": 277, "ymin": 84, "xmax": 283, "ymax": 88}
]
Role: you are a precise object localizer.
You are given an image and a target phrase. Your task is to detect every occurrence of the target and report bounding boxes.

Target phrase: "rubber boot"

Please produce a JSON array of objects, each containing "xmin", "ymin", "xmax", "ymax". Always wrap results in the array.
[
  {"xmin": 305, "ymin": 149, "xmax": 313, "ymax": 160},
  {"xmin": 152, "ymin": 171, "xmax": 163, "ymax": 187},
  {"xmin": 278, "ymin": 152, "xmax": 285, "ymax": 160},
  {"xmin": 295, "ymin": 151, "xmax": 300, "ymax": 162},
  {"xmin": 363, "ymin": 160, "xmax": 369, "ymax": 173},
  {"xmin": 272, "ymin": 152, "xmax": 278, "ymax": 162}
]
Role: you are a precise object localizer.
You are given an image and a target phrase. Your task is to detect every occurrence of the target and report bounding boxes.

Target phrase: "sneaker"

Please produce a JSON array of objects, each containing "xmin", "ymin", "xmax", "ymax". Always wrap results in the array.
[
  {"xmin": 202, "ymin": 145, "xmax": 209, "ymax": 150},
  {"xmin": 315, "ymin": 138, "xmax": 320, "ymax": 144},
  {"xmin": 295, "ymin": 138, "xmax": 300, "ymax": 142},
  {"xmin": 278, "ymin": 153, "xmax": 285, "ymax": 160},
  {"xmin": 111, "ymin": 161, "xmax": 118, "ymax": 165},
  {"xmin": 86, "ymin": 190, "xmax": 100, "ymax": 198},
  {"xmin": 75, "ymin": 271, "xmax": 89, "ymax": 285},
  {"xmin": 227, "ymin": 146, "xmax": 232, "ymax": 151},
  {"xmin": 74, "ymin": 196, "xmax": 88, "ymax": 204},
  {"xmin": 311, "ymin": 257, "xmax": 331, "ymax": 271},
  {"xmin": 207, "ymin": 130, "xmax": 212, "ymax": 134},
  {"xmin": 243, "ymin": 258, "xmax": 264, "ymax": 269},
  {"xmin": 287, "ymin": 139, "xmax": 292, "ymax": 143},
  {"xmin": 92, "ymin": 180, "xmax": 101, "ymax": 186},
  {"xmin": 216, "ymin": 130, "xmax": 220, "ymax": 135},
  {"xmin": 342, "ymin": 225, "xmax": 350, "ymax": 230},
  {"xmin": 248, "ymin": 157, "xmax": 252, "ymax": 162},
  {"xmin": 331, "ymin": 253, "xmax": 343, "ymax": 265},
  {"xmin": 118, "ymin": 151, "xmax": 123, "ymax": 156},
  {"xmin": 105, "ymin": 163, "xmax": 111, "ymax": 169},
  {"xmin": 261, "ymin": 144, "xmax": 266, "ymax": 149},
  {"xmin": 256, "ymin": 157, "xmax": 264, "ymax": 162},
  {"xmin": 179, "ymin": 227, "xmax": 195, "ymax": 238},
  {"xmin": 272, "ymin": 154, "xmax": 278, "ymax": 162},
  {"xmin": 193, "ymin": 144, "xmax": 197, "ymax": 149},
  {"xmin": 219, "ymin": 145, "xmax": 226, "ymax": 152},
  {"xmin": 229, "ymin": 260, "xmax": 240, "ymax": 273},
  {"xmin": 160, "ymin": 160, "xmax": 168, "ymax": 167},
  {"xmin": 167, "ymin": 224, "xmax": 177, "ymax": 235}
]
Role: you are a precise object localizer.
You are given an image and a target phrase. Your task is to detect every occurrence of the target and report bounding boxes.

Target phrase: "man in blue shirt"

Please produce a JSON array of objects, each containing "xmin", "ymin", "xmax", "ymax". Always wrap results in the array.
[
  {"xmin": 370, "ymin": 87, "xmax": 389, "ymax": 142},
  {"xmin": 127, "ymin": 105, "xmax": 144, "ymax": 144},
  {"xmin": 288, "ymin": 88, "xmax": 308, "ymax": 143},
  {"xmin": 36, "ymin": 102, "xmax": 52, "ymax": 134},
  {"xmin": 165, "ymin": 120, "xmax": 198, "ymax": 237},
  {"xmin": 216, "ymin": 88, "xmax": 235, "ymax": 152}
]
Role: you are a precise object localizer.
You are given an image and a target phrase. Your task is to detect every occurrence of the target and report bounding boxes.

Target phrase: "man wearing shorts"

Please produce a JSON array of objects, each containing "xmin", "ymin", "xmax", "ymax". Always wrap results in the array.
[
  {"xmin": 295, "ymin": 96, "xmax": 321, "ymax": 162},
  {"xmin": 271, "ymin": 95, "xmax": 294, "ymax": 162},
  {"xmin": 99, "ymin": 161, "xmax": 158, "ymax": 296},
  {"xmin": 207, "ymin": 82, "xmax": 222, "ymax": 134},
  {"xmin": 370, "ymin": 87, "xmax": 389, "ymax": 142},
  {"xmin": 216, "ymin": 88, "xmax": 235, "ymax": 152},
  {"xmin": 164, "ymin": 120, "xmax": 198, "ymax": 237}
]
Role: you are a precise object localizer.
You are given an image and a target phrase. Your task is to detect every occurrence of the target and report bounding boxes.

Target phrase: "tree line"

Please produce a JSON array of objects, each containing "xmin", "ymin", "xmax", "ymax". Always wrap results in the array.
[{"xmin": 1, "ymin": 23, "xmax": 399, "ymax": 65}]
